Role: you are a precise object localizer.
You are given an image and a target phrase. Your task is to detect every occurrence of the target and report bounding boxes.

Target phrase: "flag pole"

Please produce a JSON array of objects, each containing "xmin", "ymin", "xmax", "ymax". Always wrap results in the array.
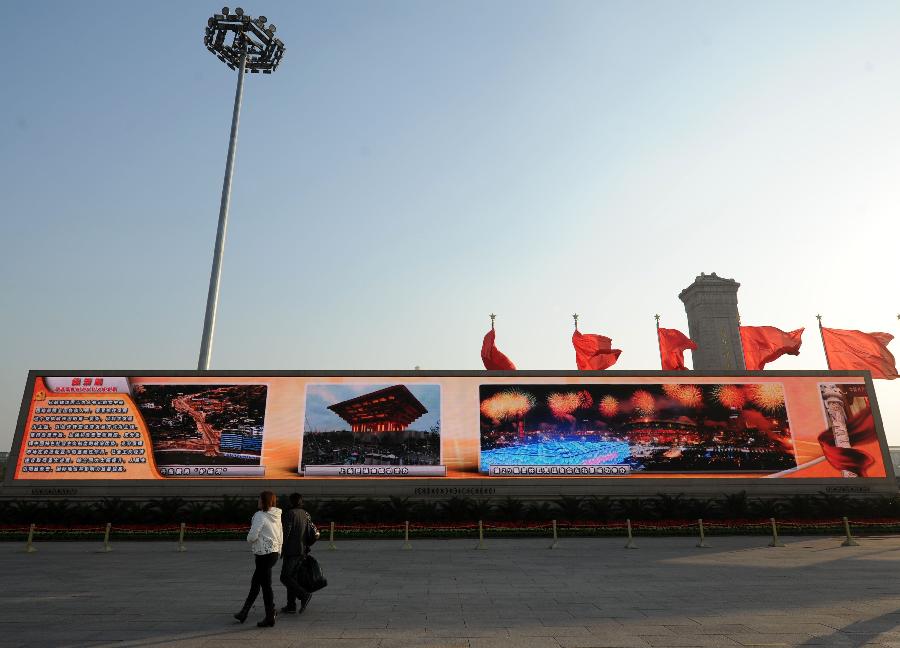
[
  {"xmin": 817, "ymin": 314, "xmax": 832, "ymax": 370},
  {"xmin": 573, "ymin": 313, "xmax": 578, "ymax": 331},
  {"xmin": 654, "ymin": 314, "xmax": 664, "ymax": 370},
  {"xmin": 490, "ymin": 313, "xmax": 496, "ymax": 331}
]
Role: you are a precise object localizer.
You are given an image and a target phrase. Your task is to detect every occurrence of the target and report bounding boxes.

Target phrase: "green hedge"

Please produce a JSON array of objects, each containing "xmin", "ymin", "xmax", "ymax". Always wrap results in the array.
[{"xmin": 2, "ymin": 492, "xmax": 900, "ymax": 527}]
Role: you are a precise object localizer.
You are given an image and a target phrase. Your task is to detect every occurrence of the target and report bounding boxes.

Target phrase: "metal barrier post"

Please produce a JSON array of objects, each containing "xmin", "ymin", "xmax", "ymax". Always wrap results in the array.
[
  {"xmin": 100, "ymin": 523, "xmax": 112, "ymax": 553},
  {"xmin": 475, "ymin": 520, "xmax": 487, "ymax": 550},
  {"xmin": 177, "ymin": 522, "xmax": 187, "ymax": 552},
  {"xmin": 402, "ymin": 521, "xmax": 412, "ymax": 550},
  {"xmin": 549, "ymin": 519, "xmax": 559, "ymax": 549},
  {"xmin": 328, "ymin": 521, "xmax": 337, "ymax": 550},
  {"xmin": 841, "ymin": 516, "xmax": 859, "ymax": 547},
  {"xmin": 696, "ymin": 518, "xmax": 710, "ymax": 548},
  {"xmin": 25, "ymin": 524, "xmax": 37, "ymax": 554},
  {"xmin": 624, "ymin": 518, "xmax": 637, "ymax": 549},
  {"xmin": 768, "ymin": 517, "xmax": 784, "ymax": 547}
]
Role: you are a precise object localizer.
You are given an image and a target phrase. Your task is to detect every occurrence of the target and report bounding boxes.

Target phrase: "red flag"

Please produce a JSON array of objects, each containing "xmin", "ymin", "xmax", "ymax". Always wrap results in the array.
[
  {"xmin": 821, "ymin": 328, "xmax": 898, "ymax": 379},
  {"xmin": 657, "ymin": 327, "xmax": 697, "ymax": 371},
  {"xmin": 572, "ymin": 330, "xmax": 621, "ymax": 370},
  {"xmin": 739, "ymin": 326, "xmax": 804, "ymax": 370},
  {"xmin": 481, "ymin": 329, "xmax": 516, "ymax": 370}
]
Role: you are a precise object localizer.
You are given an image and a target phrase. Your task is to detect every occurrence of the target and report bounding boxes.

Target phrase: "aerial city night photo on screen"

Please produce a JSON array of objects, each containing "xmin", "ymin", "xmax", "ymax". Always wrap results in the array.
[{"xmin": 132, "ymin": 384, "xmax": 268, "ymax": 471}]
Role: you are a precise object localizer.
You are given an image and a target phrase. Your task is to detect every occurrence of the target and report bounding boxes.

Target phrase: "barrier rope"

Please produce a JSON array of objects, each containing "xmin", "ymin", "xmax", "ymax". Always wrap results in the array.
[{"xmin": 3, "ymin": 518, "xmax": 900, "ymax": 540}]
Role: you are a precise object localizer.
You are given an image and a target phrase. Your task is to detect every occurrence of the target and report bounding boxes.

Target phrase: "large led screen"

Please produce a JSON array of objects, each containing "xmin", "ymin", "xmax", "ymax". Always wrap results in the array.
[{"xmin": 8, "ymin": 372, "xmax": 891, "ymax": 481}]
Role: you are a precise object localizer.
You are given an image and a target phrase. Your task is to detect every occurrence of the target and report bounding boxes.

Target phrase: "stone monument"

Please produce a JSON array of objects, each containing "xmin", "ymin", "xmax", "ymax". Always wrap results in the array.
[{"xmin": 678, "ymin": 272, "xmax": 745, "ymax": 370}]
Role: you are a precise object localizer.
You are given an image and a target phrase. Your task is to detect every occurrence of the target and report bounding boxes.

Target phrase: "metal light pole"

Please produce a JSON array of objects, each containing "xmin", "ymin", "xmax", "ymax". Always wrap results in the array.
[{"xmin": 198, "ymin": 7, "xmax": 285, "ymax": 370}]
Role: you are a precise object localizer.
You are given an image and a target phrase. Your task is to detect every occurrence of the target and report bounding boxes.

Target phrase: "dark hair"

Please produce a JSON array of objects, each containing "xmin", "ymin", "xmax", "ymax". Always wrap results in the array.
[
  {"xmin": 259, "ymin": 491, "xmax": 277, "ymax": 511},
  {"xmin": 289, "ymin": 493, "xmax": 303, "ymax": 508}
]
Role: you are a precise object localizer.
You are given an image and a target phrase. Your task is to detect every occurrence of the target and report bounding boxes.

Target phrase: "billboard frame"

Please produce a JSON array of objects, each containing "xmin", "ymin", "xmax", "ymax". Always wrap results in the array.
[{"xmin": 3, "ymin": 369, "xmax": 895, "ymax": 499}]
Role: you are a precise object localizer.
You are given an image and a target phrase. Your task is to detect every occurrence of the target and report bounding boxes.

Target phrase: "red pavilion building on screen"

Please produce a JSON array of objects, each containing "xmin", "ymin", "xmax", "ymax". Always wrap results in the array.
[{"xmin": 327, "ymin": 384, "xmax": 428, "ymax": 432}]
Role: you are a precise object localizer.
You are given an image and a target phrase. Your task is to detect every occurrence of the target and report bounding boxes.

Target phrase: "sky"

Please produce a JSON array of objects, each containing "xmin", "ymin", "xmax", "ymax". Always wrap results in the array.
[{"xmin": 1, "ymin": 1, "xmax": 899, "ymax": 454}]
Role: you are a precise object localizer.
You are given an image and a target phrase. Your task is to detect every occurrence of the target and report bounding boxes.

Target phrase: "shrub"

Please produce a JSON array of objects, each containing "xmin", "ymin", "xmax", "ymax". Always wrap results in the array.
[
  {"xmin": 302, "ymin": 498, "xmax": 322, "ymax": 518},
  {"xmin": 616, "ymin": 497, "xmax": 652, "ymax": 521},
  {"xmin": 318, "ymin": 498, "xmax": 358, "ymax": 524},
  {"xmin": 40, "ymin": 500, "xmax": 76, "ymax": 525},
  {"xmin": 781, "ymin": 495, "xmax": 816, "ymax": 519},
  {"xmin": 4, "ymin": 492, "xmax": 900, "ymax": 529},
  {"xmin": 182, "ymin": 501, "xmax": 211, "ymax": 523},
  {"xmin": 91, "ymin": 498, "xmax": 138, "ymax": 524},
  {"xmin": 816, "ymin": 493, "xmax": 851, "ymax": 518},
  {"xmin": 144, "ymin": 497, "xmax": 186, "ymax": 524},
  {"xmin": 749, "ymin": 498, "xmax": 782, "ymax": 519},
  {"xmin": 382, "ymin": 497, "xmax": 413, "ymax": 523},
  {"xmin": 524, "ymin": 501, "xmax": 554, "ymax": 522},
  {"xmin": 439, "ymin": 497, "xmax": 474, "ymax": 523},
  {"xmin": 584, "ymin": 496, "xmax": 613, "ymax": 521},
  {"xmin": 411, "ymin": 500, "xmax": 440, "ymax": 524},
  {"xmin": 652, "ymin": 494, "xmax": 687, "ymax": 520},
  {"xmin": 684, "ymin": 498, "xmax": 718, "ymax": 519},
  {"xmin": 494, "ymin": 497, "xmax": 525, "ymax": 522},
  {"xmin": 468, "ymin": 498, "xmax": 494, "ymax": 521},
  {"xmin": 719, "ymin": 491, "xmax": 749, "ymax": 519},
  {"xmin": 554, "ymin": 496, "xmax": 584, "ymax": 522},
  {"xmin": 208, "ymin": 495, "xmax": 256, "ymax": 524}
]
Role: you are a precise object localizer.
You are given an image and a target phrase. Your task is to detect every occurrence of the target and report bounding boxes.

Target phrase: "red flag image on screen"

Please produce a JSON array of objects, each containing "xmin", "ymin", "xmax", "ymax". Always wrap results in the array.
[
  {"xmin": 572, "ymin": 330, "xmax": 622, "ymax": 370},
  {"xmin": 821, "ymin": 328, "xmax": 898, "ymax": 379},
  {"xmin": 739, "ymin": 326, "xmax": 804, "ymax": 370},
  {"xmin": 817, "ymin": 408, "xmax": 878, "ymax": 477},
  {"xmin": 657, "ymin": 328, "xmax": 697, "ymax": 371},
  {"xmin": 481, "ymin": 329, "xmax": 516, "ymax": 370}
]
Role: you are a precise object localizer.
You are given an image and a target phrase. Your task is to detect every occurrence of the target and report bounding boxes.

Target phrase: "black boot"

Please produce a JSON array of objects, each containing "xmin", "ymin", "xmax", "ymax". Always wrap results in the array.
[
  {"xmin": 280, "ymin": 601, "xmax": 297, "ymax": 614},
  {"xmin": 233, "ymin": 604, "xmax": 252, "ymax": 624},
  {"xmin": 257, "ymin": 605, "xmax": 276, "ymax": 627}
]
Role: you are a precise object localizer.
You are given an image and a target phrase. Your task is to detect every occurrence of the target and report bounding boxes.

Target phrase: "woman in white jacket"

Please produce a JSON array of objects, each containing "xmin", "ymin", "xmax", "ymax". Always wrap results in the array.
[{"xmin": 234, "ymin": 490, "xmax": 283, "ymax": 627}]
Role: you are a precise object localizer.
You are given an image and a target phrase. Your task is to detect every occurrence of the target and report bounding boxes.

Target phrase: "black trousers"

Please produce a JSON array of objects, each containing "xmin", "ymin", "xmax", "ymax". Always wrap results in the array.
[
  {"xmin": 243, "ymin": 552, "xmax": 279, "ymax": 611},
  {"xmin": 280, "ymin": 554, "xmax": 309, "ymax": 606}
]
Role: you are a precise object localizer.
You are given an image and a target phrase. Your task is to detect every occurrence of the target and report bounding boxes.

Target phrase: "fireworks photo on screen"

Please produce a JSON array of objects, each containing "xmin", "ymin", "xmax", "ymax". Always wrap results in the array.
[{"xmin": 479, "ymin": 383, "xmax": 795, "ymax": 474}]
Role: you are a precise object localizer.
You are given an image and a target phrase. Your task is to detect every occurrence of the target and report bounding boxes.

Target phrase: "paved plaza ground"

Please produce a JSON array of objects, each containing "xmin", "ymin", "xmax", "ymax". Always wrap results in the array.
[{"xmin": 1, "ymin": 535, "xmax": 900, "ymax": 648}]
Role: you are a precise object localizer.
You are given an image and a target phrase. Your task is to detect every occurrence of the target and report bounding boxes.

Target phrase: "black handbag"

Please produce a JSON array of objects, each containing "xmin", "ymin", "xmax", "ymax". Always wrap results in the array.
[
  {"xmin": 303, "ymin": 512, "xmax": 320, "ymax": 547},
  {"xmin": 297, "ymin": 554, "xmax": 328, "ymax": 592}
]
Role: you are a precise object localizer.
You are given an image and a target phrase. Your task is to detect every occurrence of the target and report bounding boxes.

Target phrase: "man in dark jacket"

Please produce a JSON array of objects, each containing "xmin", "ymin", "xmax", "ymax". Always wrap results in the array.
[{"xmin": 280, "ymin": 493, "xmax": 312, "ymax": 613}]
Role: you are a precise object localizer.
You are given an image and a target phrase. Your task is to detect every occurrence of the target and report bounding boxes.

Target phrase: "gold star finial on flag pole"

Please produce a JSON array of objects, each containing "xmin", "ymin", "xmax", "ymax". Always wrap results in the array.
[
  {"xmin": 489, "ymin": 313, "xmax": 496, "ymax": 330},
  {"xmin": 572, "ymin": 313, "xmax": 578, "ymax": 329}
]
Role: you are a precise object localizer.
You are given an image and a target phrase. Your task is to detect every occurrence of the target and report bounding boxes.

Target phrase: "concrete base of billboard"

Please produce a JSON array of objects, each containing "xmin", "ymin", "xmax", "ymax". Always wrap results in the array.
[
  {"xmin": 1, "ymin": 476, "xmax": 896, "ymax": 502},
  {"xmin": 2, "ymin": 536, "xmax": 900, "ymax": 647}
]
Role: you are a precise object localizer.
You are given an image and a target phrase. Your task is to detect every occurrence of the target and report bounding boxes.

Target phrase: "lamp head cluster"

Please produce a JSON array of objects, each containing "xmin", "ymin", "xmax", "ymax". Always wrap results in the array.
[{"xmin": 205, "ymin": 7, "xmax": 285, "ymax": 73}]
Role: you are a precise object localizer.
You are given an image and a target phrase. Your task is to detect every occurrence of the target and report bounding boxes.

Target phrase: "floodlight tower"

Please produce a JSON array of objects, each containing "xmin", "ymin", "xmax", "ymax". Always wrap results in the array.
[{"xmin": 198, "ymin": 7, "xmax": 285, "ymax": 370}]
